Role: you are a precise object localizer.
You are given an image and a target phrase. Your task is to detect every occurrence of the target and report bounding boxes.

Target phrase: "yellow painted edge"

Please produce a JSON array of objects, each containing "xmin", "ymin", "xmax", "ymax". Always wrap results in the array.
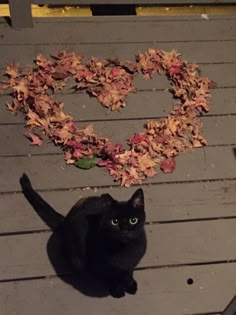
[
  {"xmin": 0, "ymin": 4, "xmax": 92, "ymax": 17},
  {"xmin": 136, "ymin": 5, "xmax": 236, "ymax": 16},
  {"xmin": 1, "ymin": 4, "xmax": 236, "ymax": 17},
  {"xmin": 0, "ymin": 4, "xmax": 10, "ymax": 16}
]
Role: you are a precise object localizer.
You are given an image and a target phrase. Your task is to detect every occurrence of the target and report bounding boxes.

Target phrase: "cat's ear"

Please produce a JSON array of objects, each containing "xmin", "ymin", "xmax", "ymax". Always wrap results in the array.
[
  {"xmin": 130, "ymin": 188, "xmax": 144, "ymax": 209},
  {"xmin": 101, "ymin": 193, "xmax": 115, "ymax": 206}
]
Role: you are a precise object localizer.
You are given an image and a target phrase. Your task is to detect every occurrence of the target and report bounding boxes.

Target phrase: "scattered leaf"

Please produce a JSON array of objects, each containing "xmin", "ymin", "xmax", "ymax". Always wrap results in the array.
[
  {"xmin": 25, "ymin": 132, "xmax": 43, "ymax": 146},
  {"xmin": 160, "ymin": 157, "xmax": 176, "ymax": 174},
  {"xmin": 74, "ymin": 157, "xmax": 97, "ymax": 169}
]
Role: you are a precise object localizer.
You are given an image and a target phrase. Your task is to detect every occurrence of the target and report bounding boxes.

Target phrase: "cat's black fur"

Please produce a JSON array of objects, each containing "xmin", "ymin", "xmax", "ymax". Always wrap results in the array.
[{"xmin": 20, "ymin": 174, "xmax": 146, "ymax": 298}]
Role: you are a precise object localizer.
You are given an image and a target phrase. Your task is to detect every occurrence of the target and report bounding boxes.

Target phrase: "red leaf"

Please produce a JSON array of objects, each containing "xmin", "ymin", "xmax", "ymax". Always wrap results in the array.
[
  {"xmin": 52, "ymin": 71, "xmax": 68, "ymax": 80},
  {"xmin": 169, "ymin": 64, "xmax": 181, "ymax": 76},
  {"xmin": 67, "ymin": 140, "xmax": 84, "ymax": 149},
  {"xmin": 129, "ymin": 133, "xmax": 146, "ymax": 144},
  {"xmin": 208, "ymin": 80, "xmax": 217, "ymax": 89},
  {"xmin": 160, "ymin": 157, "xmax": 176, "ymax": 174}
]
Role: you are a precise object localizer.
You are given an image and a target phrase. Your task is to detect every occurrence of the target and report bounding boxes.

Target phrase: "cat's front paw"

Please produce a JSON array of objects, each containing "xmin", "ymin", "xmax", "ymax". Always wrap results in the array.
[
  {"xmin": 125, "ymin": 279, "xmax": 137, "ymax": 295},
  {"xmin": 110, "ymin": 286, "xmax": 125, "ymax": 298}
]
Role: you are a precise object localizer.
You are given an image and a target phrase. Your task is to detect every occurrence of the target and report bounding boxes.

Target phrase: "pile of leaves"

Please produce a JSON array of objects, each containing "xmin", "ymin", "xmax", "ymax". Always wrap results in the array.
[{"xmin": 0, "ymin": 48, "xmax": 216, "ymax": 187}]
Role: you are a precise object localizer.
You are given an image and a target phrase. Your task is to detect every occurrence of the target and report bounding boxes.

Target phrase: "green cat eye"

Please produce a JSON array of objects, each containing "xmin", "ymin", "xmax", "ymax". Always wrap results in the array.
[
  {"xmin": 111, "ymin": 218, "xmax": 119, "ymax": 226},
  {"xmin": 129, "ymin": 217, "xmax": 138, "ymax": 225}
]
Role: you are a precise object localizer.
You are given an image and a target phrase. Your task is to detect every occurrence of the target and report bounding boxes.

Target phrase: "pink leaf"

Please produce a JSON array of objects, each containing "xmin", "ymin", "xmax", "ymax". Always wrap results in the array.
[
  {"xmin": 25, "ymin": 132, "xmax": 43, "ymax": 146},
  {"xmin": 97, "ymin": 159, "xmax": 113, "ymax": 167},
  {"xmin": 72, "ymin": 149, "xmax": 83, "ymax": 159}
]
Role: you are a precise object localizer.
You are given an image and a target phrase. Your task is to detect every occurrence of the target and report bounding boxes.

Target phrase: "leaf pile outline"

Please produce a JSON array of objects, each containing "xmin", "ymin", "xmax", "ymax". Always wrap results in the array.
[{"xmin": 0, "ymin": 49, "xmax": 216, "ymax": 187}]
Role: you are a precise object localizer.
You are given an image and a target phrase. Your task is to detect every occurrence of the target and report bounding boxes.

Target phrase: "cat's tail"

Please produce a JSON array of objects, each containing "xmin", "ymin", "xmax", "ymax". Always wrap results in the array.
[{"xmin": 20, "ymin": 173, "xmax": 64, "ymax": 230}]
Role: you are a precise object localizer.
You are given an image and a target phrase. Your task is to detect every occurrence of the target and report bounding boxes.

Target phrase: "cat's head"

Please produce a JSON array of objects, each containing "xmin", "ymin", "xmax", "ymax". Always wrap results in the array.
[{"xmin": 99, "ymin": 188, "xmax": 145, "ymax": 241}]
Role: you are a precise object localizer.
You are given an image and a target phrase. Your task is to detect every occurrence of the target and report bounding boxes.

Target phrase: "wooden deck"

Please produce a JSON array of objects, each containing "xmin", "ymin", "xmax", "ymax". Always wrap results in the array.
[{"xmin": 0, "ymin": 13, "xmax": 236, "ymax": 315}]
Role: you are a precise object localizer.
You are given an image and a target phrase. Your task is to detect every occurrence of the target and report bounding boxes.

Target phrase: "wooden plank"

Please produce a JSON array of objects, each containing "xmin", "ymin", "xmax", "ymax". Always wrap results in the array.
[
  {"xmin": 2, "ymin": 220, "xmax": 236, "ymax": 280},
  {"xmin": 0, "ymin": 87, "xmax": 235, "ymax": 124},
  {"xmin": 0, "ymin": 91, "xmax": 173, "ymax": 124},
  {"xmin": 200, "ymin": 64, "xmax": 236, "ymax": 88},
  {"xmin": 1, "ymin": 180, "xmax": 236, "ymax": 233},
  {"xmin": 0, "ymin": 146, "xmax": 235, "ymax": 192},
  {"xmin": 96, "ymin": 63, "xmax": 236, "ymax": 89},
  {"xmin": 0, "ymin": 65, "xmax": 235, "ymax": 107},
  {"xmin": 0, "ymin": 263, "xmax": 234, "ymax": 315},
  {"xmin": 1, "ymin": 17, "xmax": 236, "ymax": 45},
  {"xmin": 1, "ymin": 15, "xmax": 235, "ymax": 25},
  {"xmin": 0, "ymin": 64, "xmax": 235, "ymax": 92},
  {"xmin": 0, "ymin": 116, "xmax": 235, "ymax": 156},
  {"xmin": 29, "ymin": 15, "xmax": 236, "ymax": 21},
  {"xmin": 1, "ymin": 41, "xmax": 236, "ymax": 64}
]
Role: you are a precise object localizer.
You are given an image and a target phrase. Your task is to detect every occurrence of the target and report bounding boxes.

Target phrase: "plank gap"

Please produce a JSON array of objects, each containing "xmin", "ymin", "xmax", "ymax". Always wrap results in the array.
[{"xmin": 1, "ymin": 177, "xmax": 236, "ymax": 194}]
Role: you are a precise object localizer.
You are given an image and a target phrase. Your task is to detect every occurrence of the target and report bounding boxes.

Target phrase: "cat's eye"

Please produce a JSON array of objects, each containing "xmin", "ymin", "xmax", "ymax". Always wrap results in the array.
[
  {"xmin": 111, "ymin": 218, "xmax": 119, "ymax": 226},
  {"xmin": 129, "ymin": 217, "xmax": 138, "ymax": 225}
]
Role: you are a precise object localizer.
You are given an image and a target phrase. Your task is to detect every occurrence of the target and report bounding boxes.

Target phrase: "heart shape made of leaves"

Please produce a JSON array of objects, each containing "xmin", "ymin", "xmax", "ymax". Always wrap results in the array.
[{"xmin": 0, "ymin": 48, "xmax": 216, "ymax": 187}]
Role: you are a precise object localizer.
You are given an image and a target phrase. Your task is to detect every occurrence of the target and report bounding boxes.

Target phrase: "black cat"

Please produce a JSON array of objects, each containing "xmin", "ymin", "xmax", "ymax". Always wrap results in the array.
[{"xmin": 20, "ymin": 174, "xmax": 147, "ymax": 298}]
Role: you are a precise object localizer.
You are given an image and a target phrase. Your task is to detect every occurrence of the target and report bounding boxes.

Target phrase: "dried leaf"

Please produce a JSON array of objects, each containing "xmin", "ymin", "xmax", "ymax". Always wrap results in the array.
[
  {"xmin": 25, "ymin": 132, "xmax": 43, "ymax": 146},
  {"xmin": 160, "ymin": 158, "xmax": 176, "ymax": 174},
  {"xmin": 6, "ymin": 64, "xmax": 19, "ymax": 78}
]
